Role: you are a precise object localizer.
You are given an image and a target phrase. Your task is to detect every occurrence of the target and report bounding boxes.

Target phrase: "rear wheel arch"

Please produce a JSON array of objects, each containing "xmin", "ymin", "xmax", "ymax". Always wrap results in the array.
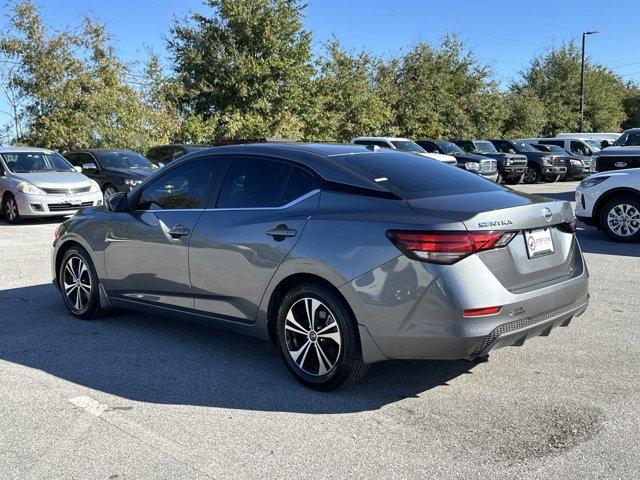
[
  {"xmin": 593, "ymin": 188, "xmax": 640, "ymax": 227},
  {"xmin": 266, "ymin": 273, "xmax": 359, "ymax": 346}
]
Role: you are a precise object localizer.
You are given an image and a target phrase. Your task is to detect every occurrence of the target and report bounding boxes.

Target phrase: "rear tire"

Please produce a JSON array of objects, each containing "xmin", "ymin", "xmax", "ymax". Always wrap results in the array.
[
  {"xmin": 276, "ymin": 282, "xmax": 368, "ymax": 390},
  {"xmin": 59, "ymin": 246, "xmax": 103, "ymax": 319},
  {"xmin": 599, "ymin": 195, "xmax": 640, "ymax": 243},
  {"xmin": 2, "ymin": 193, "xmax": 22, "ymax": 224}
]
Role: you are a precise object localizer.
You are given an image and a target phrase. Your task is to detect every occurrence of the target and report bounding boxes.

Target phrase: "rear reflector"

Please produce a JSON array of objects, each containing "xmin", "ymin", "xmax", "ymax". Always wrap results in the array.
[
  {"xmin": 386, "ymin": 230, "xmax": 516, "ymax": 264},
  {"xmin": 463, "ymin": 306, "xmax": 501, "ymax": 317}
]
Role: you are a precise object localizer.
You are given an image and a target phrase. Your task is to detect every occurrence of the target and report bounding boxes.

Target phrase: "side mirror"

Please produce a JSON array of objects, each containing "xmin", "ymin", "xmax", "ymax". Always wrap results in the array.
[
  {"xmin": 107, "ymin": 192, "xmax": 128, "ymax": 212},
  {"xmin": 600, "ymin": 140, "xmax": 612, "ymax": 149},
  {"xmin": 82, "ymin": 162, "xmax": 99, "ymax": 172},
  {"xmin": 508, "ymin": 149, "xmax": 516, "ymax": 154},
  {"xmin": 73, "ymin": 166, "xmax": 82, "ymax": 173},
  {"xmin": 157, "ymin": 162, "xmax": 165, "ymax": 168}
]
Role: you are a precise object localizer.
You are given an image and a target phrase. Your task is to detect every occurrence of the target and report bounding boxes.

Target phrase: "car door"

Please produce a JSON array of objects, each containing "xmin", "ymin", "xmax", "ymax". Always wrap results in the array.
[
  {"xmin": 104, "ymin": 156, "xmax": 227, "ymax": 309},
  {"xmin": 189, "ymin": 155, "xmax": 320, "ymax": 322}
]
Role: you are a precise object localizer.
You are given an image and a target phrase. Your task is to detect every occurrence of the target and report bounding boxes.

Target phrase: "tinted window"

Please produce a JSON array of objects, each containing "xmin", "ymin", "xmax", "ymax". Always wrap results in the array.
[
  {"xmin": 333, "ymin": 151, "xmax": 503, "ymax": 199},
  {"xmin": 570, "ymin": 141, "xmax": 590, "ymax": 156},
  {"xmin": 283, "ymin": 166, "xmax": 315, "ymax": 204},
  {"xmin": 473, "ymin": 141, "xmax": 498, "ymax": 153},
  {"xmin": 137, "ymin": 160, "xmax": 218, "ymax": 210},
  {"xmin": 540, "ymin": 140, "xmax": 564, "ymax": 147},
  {"xmin": 354, "ymin": 140, "xmax": 391, "ymax": 149},
  {"xmin": 390, "ymin": 140, "xmax": 426, "ymax": 153},
  {"xmin": 96, "ymin": 151, "xmax": 156, "ymax": 169},
  {"xmin": 453, "ymin": 141, "xmax": 475, "ymax": 152},
  {"xmin": 217, "ymin": 157, "xmax": 300, "ymax": 208}
]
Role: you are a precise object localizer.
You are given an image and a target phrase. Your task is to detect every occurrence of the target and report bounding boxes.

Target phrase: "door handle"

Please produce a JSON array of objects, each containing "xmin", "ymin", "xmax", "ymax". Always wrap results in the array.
[
  {"xmin": 266, "ymin": 225, "xmax": 297, "ymax": 240},
  {"xmin": 168, "ymin": 224, "xmax": 190, "ymax": 238}
]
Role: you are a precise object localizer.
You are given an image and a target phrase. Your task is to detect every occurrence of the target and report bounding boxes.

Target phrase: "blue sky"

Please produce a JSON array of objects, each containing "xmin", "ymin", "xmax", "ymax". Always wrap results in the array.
[{"xmin": 2, "ymin": 0, "xmax": 640, "ymax": 129}]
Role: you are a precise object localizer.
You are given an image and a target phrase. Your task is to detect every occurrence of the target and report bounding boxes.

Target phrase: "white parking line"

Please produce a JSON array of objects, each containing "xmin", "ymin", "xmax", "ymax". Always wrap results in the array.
[{"xmin": 68, "ymin": 395, "xmax": 110, "ymax": 416}]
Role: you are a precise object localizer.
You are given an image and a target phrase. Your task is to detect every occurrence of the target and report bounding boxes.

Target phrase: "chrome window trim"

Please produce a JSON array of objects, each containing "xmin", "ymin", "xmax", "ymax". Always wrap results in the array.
[{"xmin": 135, "ymin": 188, "xmax": 320, "ymax": 213}]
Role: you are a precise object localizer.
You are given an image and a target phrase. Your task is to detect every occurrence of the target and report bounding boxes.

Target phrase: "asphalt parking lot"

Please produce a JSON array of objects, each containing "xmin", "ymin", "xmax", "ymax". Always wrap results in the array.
[{"xmin": 1, "ymin": 181, "xmax": 638, "ymax": 479}]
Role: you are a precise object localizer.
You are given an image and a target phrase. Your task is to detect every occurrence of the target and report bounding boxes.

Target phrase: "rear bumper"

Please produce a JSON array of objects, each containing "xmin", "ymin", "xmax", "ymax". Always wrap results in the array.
[{"xmin": 342, "ymin": 247, "xmax": 589, "ymax": 363}]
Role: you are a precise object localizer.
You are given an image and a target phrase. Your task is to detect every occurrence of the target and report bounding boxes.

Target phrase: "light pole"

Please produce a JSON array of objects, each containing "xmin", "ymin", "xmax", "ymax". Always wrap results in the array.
[{"xmin": 580, "ymin": 30, "xmax": 598, "ymax": 132}]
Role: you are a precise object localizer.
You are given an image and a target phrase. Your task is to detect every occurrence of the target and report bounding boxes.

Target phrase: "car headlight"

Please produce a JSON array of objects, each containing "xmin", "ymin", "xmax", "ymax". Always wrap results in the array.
[
  {"xmin": 89, "ymin": 180, "xmax": 100, "ymax": 192},
  {"xmin": 579, "ymin": 176, "xmax": 609, "ymax": 188},
  {"xmin": 570, "ymin": 159, "xmax": 583, "ymax": 167},
  {"xmin": 542, "ymin": 156, "xmax": 553, "ymax": 165},
  {"xmin": 16, "ymin": 181, "xmax": 46, "ymax": 195},
  {"xmin": 123, "ymin": 178, "xmax": 142, "ymax": 187},
  {"xmin": 465, "ymin": 162, "xmax": 480, "ymax": 171}
]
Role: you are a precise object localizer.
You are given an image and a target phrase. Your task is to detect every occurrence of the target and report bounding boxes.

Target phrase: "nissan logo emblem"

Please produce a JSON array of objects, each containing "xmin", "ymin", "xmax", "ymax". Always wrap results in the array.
[
  {"xmin": 614, "ymin": 161, "xmax": 627, "ymax": 168},
  {"xmin": 542, "ymin": 207, "xmax": 553, "ymax": 222}
]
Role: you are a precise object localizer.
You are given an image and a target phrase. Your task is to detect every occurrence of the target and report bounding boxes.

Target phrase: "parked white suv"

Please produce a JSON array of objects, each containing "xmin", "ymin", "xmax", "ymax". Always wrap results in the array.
[
  {"xmin": 0, "ymin": 147, "xmax": 103, "ymax": 224},
  {"xmin": 575, "ymin": 168, "xmax": 640, "ymax": 242},
  {"xmin": 350, "ymin": 137, "xmax": 457, "ymax": 166}
]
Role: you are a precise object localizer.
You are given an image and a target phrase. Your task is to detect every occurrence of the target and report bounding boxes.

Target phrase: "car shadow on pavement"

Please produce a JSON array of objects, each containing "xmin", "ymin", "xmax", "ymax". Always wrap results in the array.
[
  {"xmin": 577, "ymin": 225, "xmax": 640, "ymax": 257},
  {"xmin": 528, "ymin": 191, "xmax": 575, "ymax": 202},
  {"xmin": 0, "ymin": 283, "xmax": 475, "ymax": 414}
]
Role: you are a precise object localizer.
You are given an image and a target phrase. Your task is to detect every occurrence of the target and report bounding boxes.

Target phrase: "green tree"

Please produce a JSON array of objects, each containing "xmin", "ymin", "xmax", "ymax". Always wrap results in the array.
[
  {"xmin": 306, "ymin": 41, "xmax": 391, "ymax": 141},
  {"xmin": 387, "ymin": 36, "xmax": 505, "ymax": 139},
  {"xmin": 621, "ymin": 84, "xmax": 640, "ymax": 131},
  {"xmin": 168, "ymin": 0, "xmax": 314, "ymax": 140},
  {"xmin": 0, "ymin": 0, "xmax": 171, "ymax": 150},
  {"xmin": 501, "ymin": 88, "xmax": 546, "ymax": 138},
  {"xmin": 514, "ymin": 42, "xmax": 627, "ymax": 135}
]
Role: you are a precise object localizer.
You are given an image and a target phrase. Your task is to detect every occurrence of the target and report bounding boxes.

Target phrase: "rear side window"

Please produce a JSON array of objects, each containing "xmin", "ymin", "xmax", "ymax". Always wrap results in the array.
[
  {"xmin": 540, "ymin": 140, "xmax": 564, "ymax": 147},
  {"xmin": 333, "ymin": 152, "xmax": 503, "ymax": 199},
  {"xmin": 137, "ymin": 160, "xmax": 220, "ymax": 210},
  {"xmin": 217, "ymin": 157, "xmax": 314, "ymax": 208}
]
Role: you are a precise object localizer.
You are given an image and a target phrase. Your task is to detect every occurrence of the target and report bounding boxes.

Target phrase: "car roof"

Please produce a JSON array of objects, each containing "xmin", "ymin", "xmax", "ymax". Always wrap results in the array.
[
  {"xmin": 172, "ymin": 142, "xmax": 411, "ymax": 194},
  {"xmin": 65, "ymin": 149, "xmax": 140, "ymax": 153},
  {"xmin": 0, "ymin": 147, "xmax": 55, "ymax": 154},
  {"xmin": 351, "ymin": 136, "xmax": 411, "ymax": 142}
]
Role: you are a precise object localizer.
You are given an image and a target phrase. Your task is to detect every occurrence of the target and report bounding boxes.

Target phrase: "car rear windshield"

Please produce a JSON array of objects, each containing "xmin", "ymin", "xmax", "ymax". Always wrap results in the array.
[
  {"xmin": 390, "ymin": 140, "xmax": 426, "ymax": 153},
  {"xmin": 332, "ymin": 152, "xmax": 504, "ymax": 199},
  {"xmin": 1, "ymin": 152, "xmax": 74, "ymax": 173}
]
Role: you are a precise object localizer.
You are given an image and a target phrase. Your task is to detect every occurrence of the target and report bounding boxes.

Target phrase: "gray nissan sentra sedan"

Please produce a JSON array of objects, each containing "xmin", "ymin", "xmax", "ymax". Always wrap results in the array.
[{"xmin": 52, "ymin": 143, "xmax": 589, "ymax": 390}]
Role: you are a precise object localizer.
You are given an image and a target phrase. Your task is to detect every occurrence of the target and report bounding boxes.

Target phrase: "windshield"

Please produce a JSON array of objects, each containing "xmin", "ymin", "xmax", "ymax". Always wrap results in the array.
[
  {"xmin": 473, "ymin": 141, "xmax": 498, "ymax": 153},
  {"xmin": 1, "ymin": 152, "xmax": 75, "ymax": 174},
  {"xmin": 583, "ymin": 140, "xmax": 601, "ymax": 152},
  {"xmin": 390, "ymin": 140, "xmax": 427, "ymax": 154},
  {"xmin": 333, "ymin": 151, "xmax": 504, "ymax": 200},
  {"xmin": 435, "ymin": 141, "xmax": 464, "ymax": 154},
  {"xmin": 96, "ymin": 151, "xmax": 155, "ymax": 169},
  {"xmin": 513, "ymin": 142, "xmax": 538, "ymax": 152}
]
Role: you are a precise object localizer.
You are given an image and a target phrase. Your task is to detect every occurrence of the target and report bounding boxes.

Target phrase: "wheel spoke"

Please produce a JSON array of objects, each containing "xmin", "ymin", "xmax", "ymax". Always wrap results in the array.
[
  {"xmin": 289, "ymin": 339, "xmax": 311, "ymax": 364},
  {"xmin": 318, "ymin": 331, "xmax": 341, "ymax": 344},
  {"xmin": 285, "ymin": 311, "xmax": 308, "ymax": 335},
  {"xmin": 315, "ymin": 343, "xmax": 329, "ymax": 375},
  {"xmin": 64, "ymin": 282, "xmax": 77, "ymax": 294},
  {"xmin": 65, "ymin": 262, "xmax": 77, "ymax": 281},
  {"xmin": 316, "ymin": 319, "xmax": 337, "ymax": 335}
]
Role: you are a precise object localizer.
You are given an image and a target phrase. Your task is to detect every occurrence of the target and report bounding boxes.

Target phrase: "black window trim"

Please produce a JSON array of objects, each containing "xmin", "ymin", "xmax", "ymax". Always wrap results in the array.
[{"xmin": 208, "ymin": 154, "xmax": 320, "ymax": 210}]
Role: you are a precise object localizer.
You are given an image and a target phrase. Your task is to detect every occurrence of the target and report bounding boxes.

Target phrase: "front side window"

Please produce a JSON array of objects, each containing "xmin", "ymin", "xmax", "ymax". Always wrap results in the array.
[
  {"xmin": 435, "ymin": 141, "xmax": 464, "ymax": 154},
  {"xmin": 1, "ymin": 152, "xmax": 74, "ymax": 173},
  {"xmin": 137, "ymin": 160, "xmax": 220, "ymax": 210},
  {"xmin": 217, "ymin": 157, "xmax": 314, "ymax": 208},
  {"xmin": 570, "ymin": 141, "xmax": 590, "ymax": 156}
]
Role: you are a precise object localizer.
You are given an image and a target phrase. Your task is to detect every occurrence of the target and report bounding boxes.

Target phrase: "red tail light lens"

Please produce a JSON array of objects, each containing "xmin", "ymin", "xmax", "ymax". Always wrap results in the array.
[
  {"xmin": 387, "ymin": 230, "xmax": 515, "ymax": 264},
  {"xmin": 463, "ymin": 306, "xmax": 502, "ymax": 317}
]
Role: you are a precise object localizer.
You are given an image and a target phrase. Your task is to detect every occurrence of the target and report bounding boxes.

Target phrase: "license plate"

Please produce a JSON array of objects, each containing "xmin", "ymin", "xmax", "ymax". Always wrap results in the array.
[{"xmin": 525, "ymin": 228, "xmax": 554, "ymax": 258}]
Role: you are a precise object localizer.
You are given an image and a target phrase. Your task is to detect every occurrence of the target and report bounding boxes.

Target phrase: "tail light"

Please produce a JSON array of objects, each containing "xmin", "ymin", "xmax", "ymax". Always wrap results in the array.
[
  {"xmin": 463, "ymin": 306, "xmax": 501, "ymax": 317},
  {"xmin": 386, "ymin": 230, "xmax": 516, "ymax": 264}
]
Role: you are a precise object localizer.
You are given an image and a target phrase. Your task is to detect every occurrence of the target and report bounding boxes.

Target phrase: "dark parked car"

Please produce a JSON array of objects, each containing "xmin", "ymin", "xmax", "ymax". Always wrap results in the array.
[
  {"xmin": 146, "ymin": 144, "xmax": 210, "ymax": 165},
  {"xmin": 530, "ymin": 144, "xmax": 589, "ymax": 180},
  {"xmin": 63, "ymin": 150, "xmax": 158, "ymax": 203},
  {"xmin": 593, "ymin": 128, "xmax": 640, "ymax": 172},
  {"xmin": 415, "ymin": 140, "xmax": 498, "ymax": 182},
  {"xmin": 53, "ymin": 143, "xmax": 588, "ymax": 390},
  {"xmin": 452, "ymin": 140, "xmax": 527, "ymax": 184},
  {"xmin": 489, "ymin": 140, "xmax": 567, "ymax": 184}
]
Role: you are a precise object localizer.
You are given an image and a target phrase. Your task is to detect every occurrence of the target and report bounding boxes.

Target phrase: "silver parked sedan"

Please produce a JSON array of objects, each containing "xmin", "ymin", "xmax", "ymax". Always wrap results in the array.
[
  {"xmin": 1, "ymin": 147, "xmax": 103, "ymax": 223},
  {"xmin": 52, "ymin": 143, "xmax": 589, "ymax": 390}
]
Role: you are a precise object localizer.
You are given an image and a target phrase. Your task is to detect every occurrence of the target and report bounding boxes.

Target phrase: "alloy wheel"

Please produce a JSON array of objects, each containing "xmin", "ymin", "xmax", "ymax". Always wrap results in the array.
[
  {"xmin": 5, "ymin": 197, "xmax": 17, "ymax": 221},
  {"xmin": 63, "ymin": 256, "xmax": 92, "ymax": 311},
  {"xmin": 284, "ymin": 297, "xmax": 342, "ymax": 376},
  {"xmin": 103, "ymin": 187, "xmax": 116, "ymax": 203},
  {"xmin": 607, "ymin": 203, "xmax": 640, "ymax": 237},
  {"xmin": 523, "ymin": 167, "xmax": 537, "ymax": 183}
]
